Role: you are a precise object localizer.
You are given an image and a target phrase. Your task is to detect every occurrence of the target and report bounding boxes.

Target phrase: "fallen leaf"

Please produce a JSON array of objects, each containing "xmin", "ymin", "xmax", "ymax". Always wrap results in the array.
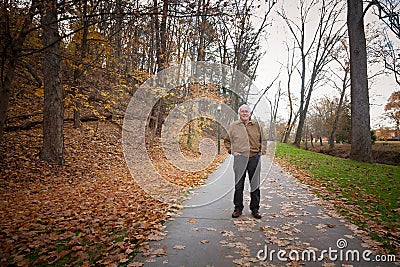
[
  {"xmin": 221, "ymin": 230, "xmax": 235, "ymax": 237},
  {"xmin": 127, "ymin": 263, "xmax": 144, "ymax": 267},
  {"xmin": 173, "ymin": 245, "xmax": 185, "ymax": 250},
  {"xmin": 188, "ymin": 218, "xmax": 197, "ymax": 223},
  {"xmin": 126, "ymin": 248, "xmax": 134, "ymax": 255}
]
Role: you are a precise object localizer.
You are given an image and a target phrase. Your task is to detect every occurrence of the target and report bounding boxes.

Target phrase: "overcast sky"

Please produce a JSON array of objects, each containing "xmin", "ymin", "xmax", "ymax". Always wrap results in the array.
[{"xmin": 251, "ymin": 0, "xmax": 399, "ymax": 129}]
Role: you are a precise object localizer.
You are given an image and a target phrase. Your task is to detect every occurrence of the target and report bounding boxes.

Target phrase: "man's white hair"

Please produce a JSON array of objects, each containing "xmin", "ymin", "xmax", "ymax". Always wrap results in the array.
[{"xmin": 238, "ymin": 104, "xmax": 252, "ymax": 113}]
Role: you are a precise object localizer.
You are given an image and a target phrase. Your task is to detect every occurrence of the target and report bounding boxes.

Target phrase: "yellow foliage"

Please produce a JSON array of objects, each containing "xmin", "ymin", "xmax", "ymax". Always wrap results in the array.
[{"xmin": 34, "ymin": 88, "xmax": 44, "ymax": 97}]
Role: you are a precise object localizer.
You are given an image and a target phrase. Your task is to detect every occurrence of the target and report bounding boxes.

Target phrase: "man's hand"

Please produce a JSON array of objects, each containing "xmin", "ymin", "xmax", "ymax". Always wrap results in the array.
[{"xmin": 233, "ymin": 152, "xmax": 241, "ymax": 156}]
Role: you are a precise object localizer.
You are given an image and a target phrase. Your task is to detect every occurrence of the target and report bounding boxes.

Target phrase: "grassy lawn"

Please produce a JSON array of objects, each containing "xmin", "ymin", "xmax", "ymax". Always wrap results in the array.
[{"xmin": 275, "ymin": 143, "xmax": 400, "ymax": 253}]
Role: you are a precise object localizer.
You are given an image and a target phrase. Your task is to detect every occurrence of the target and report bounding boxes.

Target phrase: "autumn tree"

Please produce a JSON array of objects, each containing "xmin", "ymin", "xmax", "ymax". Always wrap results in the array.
[
  {"xmin": 143, "ymin": 0, "xmax": 277, "ymax": 137},
  {"xmin": 1, "ymin": 0, "xmax": 275, "ymax": 162},
  {"xmin": 0, "ymin": 1, "xmax": 38, "ymax": 144},
  {"xmin": 308, "ymin": 96, "xmax": 335, "ymax": 143},
  {"xmin": 384, "ymin": 90, "xmax": 400, "ymax": 139},
  {"xmin": 308, "ymin": 95, "xmax": 351, "ymax": 145},
  {"xmin": 347, "ymin": 0, "xmax": 374, "ymax": 162}
]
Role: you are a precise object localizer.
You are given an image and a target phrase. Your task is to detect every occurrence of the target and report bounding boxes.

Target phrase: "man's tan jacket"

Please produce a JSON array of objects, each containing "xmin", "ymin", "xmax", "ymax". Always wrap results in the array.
[{"xmin": 224, "ymin": 119, "xmax": 266, "ymax": 157}]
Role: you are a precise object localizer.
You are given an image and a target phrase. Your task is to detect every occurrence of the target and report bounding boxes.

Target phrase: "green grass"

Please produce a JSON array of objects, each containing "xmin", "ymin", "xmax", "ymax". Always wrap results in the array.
[
  {"xmin": 275, "ymin": 143, "xmax": 400, "ymax": 252},
  {"xmin": 19, "ymin": 228, "xmax": 130, "ymax": 266}
]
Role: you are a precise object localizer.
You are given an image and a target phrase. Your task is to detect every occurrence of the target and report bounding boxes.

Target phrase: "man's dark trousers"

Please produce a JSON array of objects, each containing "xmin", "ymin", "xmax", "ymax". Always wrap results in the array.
[{"xmin": 233, "ymin": 154, "xmax": 261, "ymax": 211}]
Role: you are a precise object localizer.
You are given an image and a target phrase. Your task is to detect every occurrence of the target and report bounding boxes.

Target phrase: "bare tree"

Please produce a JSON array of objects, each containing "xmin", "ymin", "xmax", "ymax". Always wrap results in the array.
[
  {"xmin": 369, "ymin": 0, "xmax": 400, "ymax": 38},
  {"xmin": 281, "ymin": 41, "xmax": 300, "ymax": 143},
  {"xmin": 279, "ymin": 0, "xmax": 347, "ymax": 148},
  {"xmin": 267, "ymin": 82, "xmax": 282, "ymax": 140},
  {"xmin": 221, "ymin": 0, "xmax": 276, "ymax": 109},
  {"xmin": 222, "ymin": 0, "xmax": 275, "ymax": 78},
  {"xmin": 369, "ymin": 0, "xmax": 400, "ymax": 86},
  {"xmin": 370, "ymin": 29, "xmax": 400, "ymax": 86},
  {"xmin": 347, "ymin": 0, "xmax": 373, "ymax": 162}
]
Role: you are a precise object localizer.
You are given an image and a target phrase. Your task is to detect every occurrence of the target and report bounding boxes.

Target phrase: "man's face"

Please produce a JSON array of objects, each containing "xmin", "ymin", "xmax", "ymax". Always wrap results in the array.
[{"xmin": 239, "ymin": 107, "xmax": 251, "ymax": 122}]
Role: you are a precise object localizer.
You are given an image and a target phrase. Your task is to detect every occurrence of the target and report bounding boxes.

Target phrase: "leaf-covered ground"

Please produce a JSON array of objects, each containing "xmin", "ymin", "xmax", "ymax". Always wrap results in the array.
[{"xmin": 0, "ymin": 121, "xmax": 225, "ymax": 266}]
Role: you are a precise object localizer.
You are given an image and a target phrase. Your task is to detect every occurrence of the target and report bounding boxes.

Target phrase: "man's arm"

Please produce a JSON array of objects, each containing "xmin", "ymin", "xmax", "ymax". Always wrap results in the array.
[
  {"xmin": 223, "ymin": 133, "xmax": 232, "ymax": 154},
  {"xmin": 260, "ymin": 124, "xmax": 268, "ymax": 155}
]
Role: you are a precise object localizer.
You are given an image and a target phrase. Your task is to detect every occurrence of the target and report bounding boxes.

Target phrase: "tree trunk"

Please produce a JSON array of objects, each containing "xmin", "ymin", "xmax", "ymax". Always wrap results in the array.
[
  {"xmin": 282, "ymin": 87, "xmax": 294, "ymax": 143},
  {"xmin": 294, "ymin": 71, "xmax": 317, "ymax": 147},
  {"xmin": 156, "ymin": 0, "xmax": 169, "ymax": 136},
  {"xmin": 149, "ymin": 1, "xmax": 157, "ymax": 74},
  {"xmin": 292, "ymin": 24, "xmax": 307, "ymax": 148},
  {"xmin": 73, "ymin": 104, "xmax": 81, "ymax": 129},
  {"xmin": 347, "ymin": 0, "xmax": 373, "ymax": 162},
  {"xmin": 196, "ymin": 0, "xmax": 206, "ymax": 61},
  {"xmin": 329, "ymin": 75, "xmax": 347, "ymax": 149},
  {"xmin": 294, "ymin": 109, "xmax": 306, "ymax": 147},
  {"xmin": 0, "ymin": 1, "xmax": 37, "ymax": 144},
  {"xmin": 40, "ymin": 0, "xmax": 64, "ymax": 165},
  {"xmin": 284, "ymin": 110, "xmax": 299, "ymax": 143},
  {"xmin": 157, "ymin": 0, "xmax": 168, "ymax": 71},
  {"xmin": 73, "ymin": 0, "xmax": 89, "ymax": 129},
  {"xmin": 0, "ymin": 64, "xmax": 13, "ymax": 145},
  {"xmin": 149, "ymin": 0, "xmax": 168, "ymax": 137},
  {"xmin": 310, "ymin": 133, "xmax": 314, "ymax": 148},
  {"xmin": 304, "ymin": 125, "xmax": 308, "ymax": 150}
]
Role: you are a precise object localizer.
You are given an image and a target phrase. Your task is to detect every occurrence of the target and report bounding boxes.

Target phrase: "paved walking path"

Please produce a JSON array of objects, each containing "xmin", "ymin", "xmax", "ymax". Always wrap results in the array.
[{"xmin": 134, "ymin": 156, "xmax": 398, "ymax": 266}]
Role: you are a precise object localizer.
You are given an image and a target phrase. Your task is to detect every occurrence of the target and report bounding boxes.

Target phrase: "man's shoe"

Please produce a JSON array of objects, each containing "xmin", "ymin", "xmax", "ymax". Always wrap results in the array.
[
  {"xmin": 232, "ymin": 210, "xmax": 242, "ymax": 218},
  {"xmin": 251, "ymin": 210, "xmax": 262, "ymax": 219}
]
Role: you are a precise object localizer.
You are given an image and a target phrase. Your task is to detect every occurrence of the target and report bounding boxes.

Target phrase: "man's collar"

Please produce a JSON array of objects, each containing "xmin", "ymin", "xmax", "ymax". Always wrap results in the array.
[{"xmin": 237, "ymin": 119, "xmax": 255, "ymax": 125}]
